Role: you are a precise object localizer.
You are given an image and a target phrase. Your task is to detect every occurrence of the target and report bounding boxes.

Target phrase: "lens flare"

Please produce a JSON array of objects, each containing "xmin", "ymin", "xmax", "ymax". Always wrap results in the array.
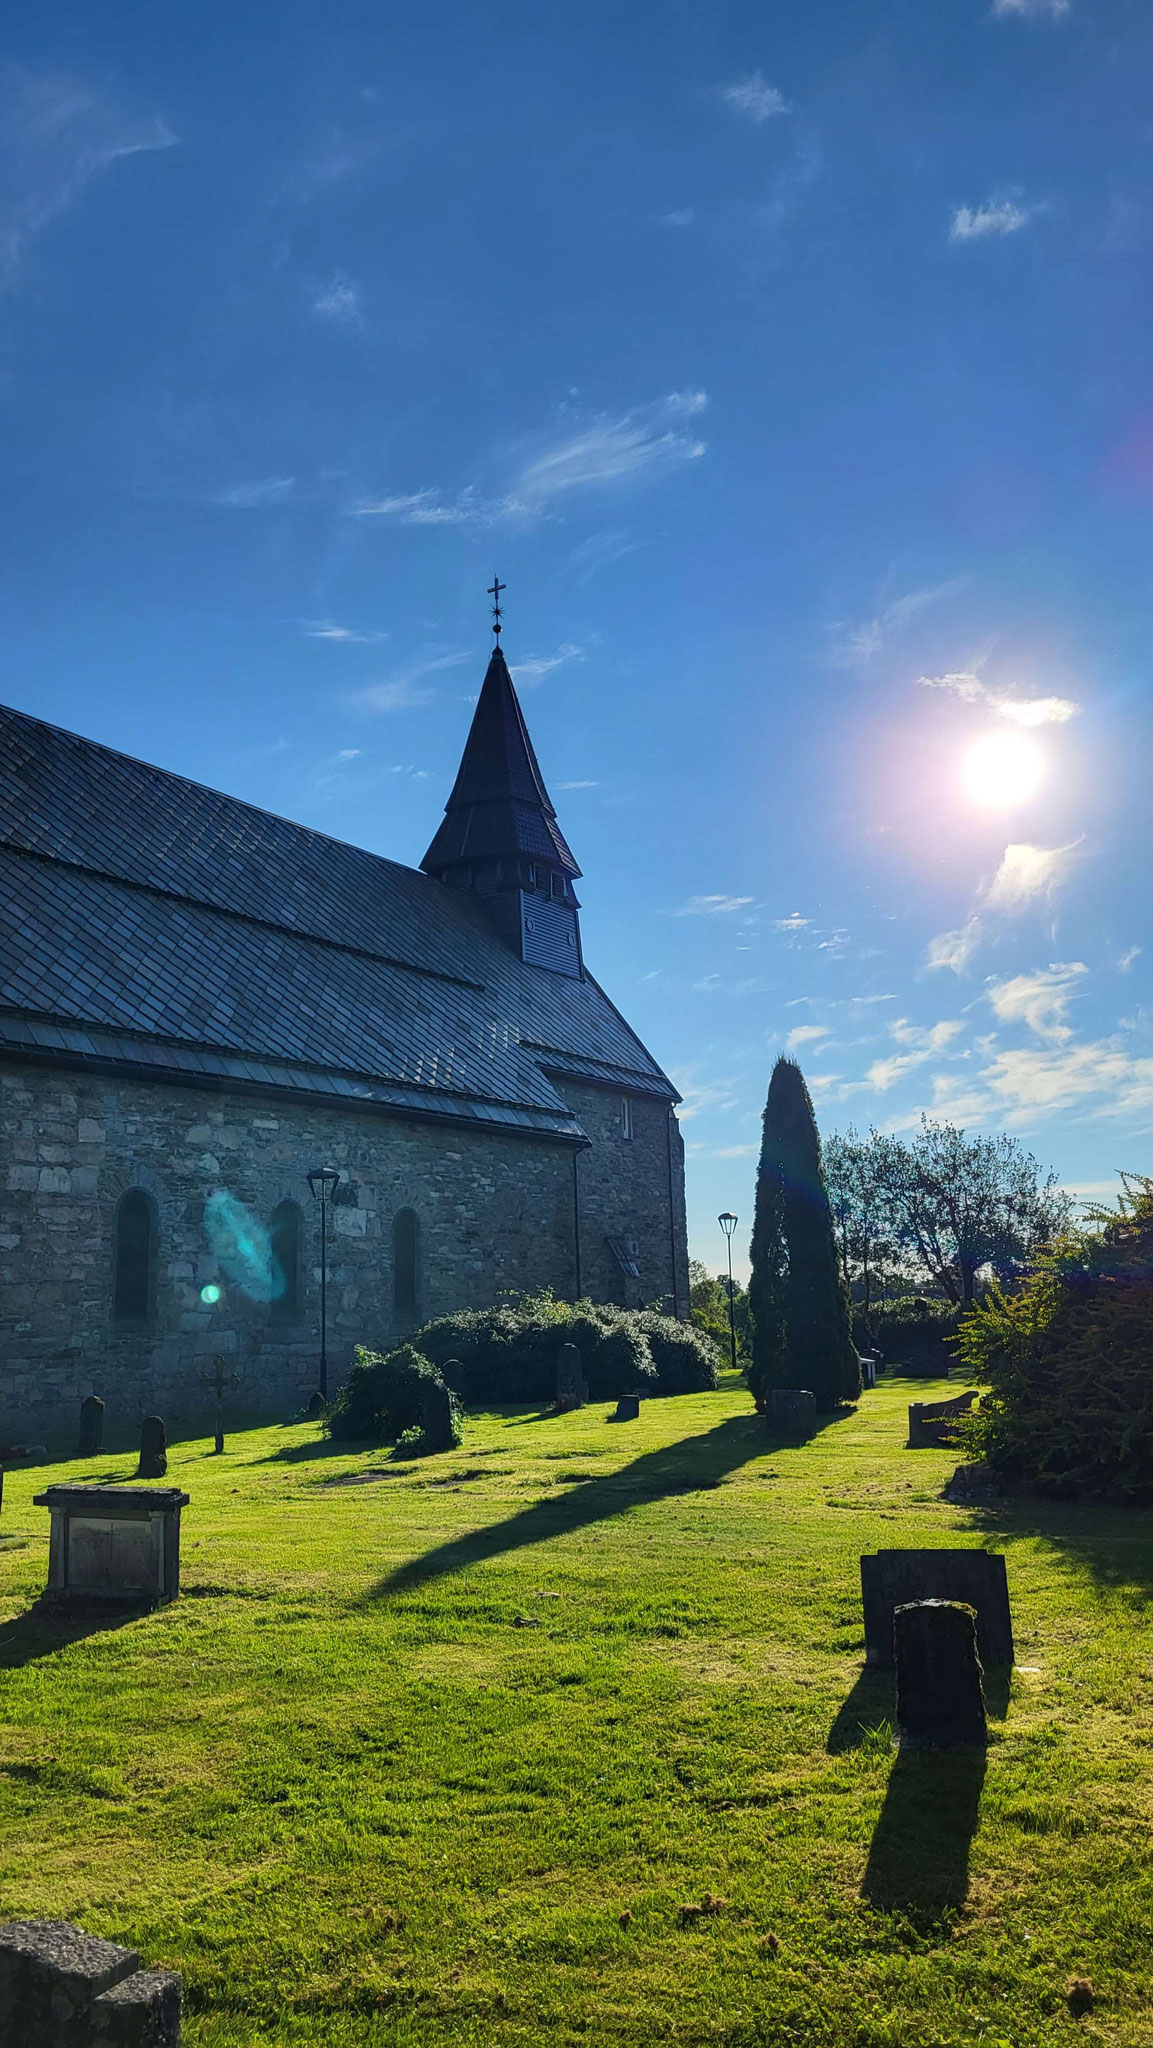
[
  {"xmin": 962, "ymin": 730, "xmax": 1044, "ymax": 810},
  {"xmin": 200, "ymin": 1283, "xmax": 221, "ymax": 1305}
]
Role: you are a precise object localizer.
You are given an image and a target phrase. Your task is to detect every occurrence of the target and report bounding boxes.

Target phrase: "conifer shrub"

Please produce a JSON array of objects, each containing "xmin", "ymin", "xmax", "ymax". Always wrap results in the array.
[
  {"xmin": 749, "ymin": 1058, "xmax": 860, "ymax": 1412},
  {"xmin": 956, "ymin": 1176, "xmax": 1153, "ymax": 1500},
  {"xmin": 326, "ymin": 1343, "xmax": 463, "ymax": 1452},
  {"xmin": 347, "ymin": 1292, "xmax": 718, "ymax": 1408}
]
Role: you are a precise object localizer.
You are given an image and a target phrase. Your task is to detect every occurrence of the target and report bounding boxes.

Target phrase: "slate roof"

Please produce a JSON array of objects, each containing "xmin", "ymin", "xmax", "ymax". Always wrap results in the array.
[
  {"xmin": 0, "ymin": 699, "xmax": 676, "ymax": 1140},
  {"xmin": 421, "ymin": 645, "xmax": 581, "ymax": 880}
]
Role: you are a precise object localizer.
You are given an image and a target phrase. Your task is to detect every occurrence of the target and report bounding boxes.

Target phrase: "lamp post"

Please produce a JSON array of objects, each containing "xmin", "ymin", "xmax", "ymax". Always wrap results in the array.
[
  {"xmin": 718, "ymin": 1212, "xmax": 739, "ymax": 1376},
  {"xmin": 307, "ymin": 1166, "xmax": 341, "ymax": 1402}
]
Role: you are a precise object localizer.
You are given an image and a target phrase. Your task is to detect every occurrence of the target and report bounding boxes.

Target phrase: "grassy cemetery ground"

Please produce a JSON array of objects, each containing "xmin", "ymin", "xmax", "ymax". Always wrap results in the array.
[{"xmin": 0, "ymin": 1375, "xmax": 1150, "ymax": 2047}]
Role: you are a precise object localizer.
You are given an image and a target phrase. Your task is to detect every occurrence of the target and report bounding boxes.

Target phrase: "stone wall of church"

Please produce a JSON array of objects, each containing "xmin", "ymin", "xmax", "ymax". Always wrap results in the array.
[
  {"xmin": 566, "ymin": 1081, "xmax": 690, "ymax": 1316},
  {"xmin": 0, "ymin": 1062, "xmax": 581, "ymax": 1435}
]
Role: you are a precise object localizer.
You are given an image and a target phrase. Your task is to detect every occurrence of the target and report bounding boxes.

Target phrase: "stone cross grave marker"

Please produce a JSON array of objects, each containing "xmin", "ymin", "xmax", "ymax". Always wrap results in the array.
[{"xmin": 200, "ymin": 1355, "xmax": 240, "ymax": 1456}]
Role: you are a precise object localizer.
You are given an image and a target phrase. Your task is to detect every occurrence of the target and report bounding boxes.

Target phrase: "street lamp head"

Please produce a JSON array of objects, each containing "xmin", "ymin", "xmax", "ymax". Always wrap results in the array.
[
  {"xmin": 718, "ymin": 1211, "xmax": 738, "ymax": 1240},
  {"xmin": 307, "ymin": 1165, "xmax": 341, "ymax": 1202}
]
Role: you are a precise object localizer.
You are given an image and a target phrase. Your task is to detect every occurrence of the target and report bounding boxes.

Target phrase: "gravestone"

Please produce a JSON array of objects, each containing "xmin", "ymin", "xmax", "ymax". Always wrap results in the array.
[
  {"xmin": 860, "ymin": 1548, "xmax": 1013, "ymax": 1670},
  {"xmin": 305, "ymin": 1391, "xmax": 326, "ymax": 1422},
  {"xmin": 894, "ymin": 1599, "xmax": 988, "ymax": 1748},
  {"xmin": 35, "ymin": 1485, "xmax": 189, "ymax": 1608},
  {"xmin": 769, "ymin": 1389, "xmax": 816, "ymax": 1441},
  {"xmin": 78, "ymin": 1395, "xmax": 104, "ymax": 1459},
  {"xmin": 0, "ymin": 1919, "xmax": 182, "ymax": 2045},
  {"xmin": 441, "ymin": 1357, "xmax": 465, "ymax": 1396},
  {"xmin": 612, "ymin": 1393, "xmax": 641, "ymax": 1422},
  {"xmin": 907, "ymin": 1389, "xmax": 978, "ymax": 1448},
  {"xmin": 419, "ymin": 1380, "xmax": 457, "ymax": 1453},
  {"xmin": 858, "ymin": 1353, "xmax": 878, "ymax": 1390},
  {"xmin": 137, "ymin": 1417, "xmax": 167, "ymax": 1479},
  {"xmin": 555, "ymin": 1342, "xmax": 586, "ymax": 1412}
]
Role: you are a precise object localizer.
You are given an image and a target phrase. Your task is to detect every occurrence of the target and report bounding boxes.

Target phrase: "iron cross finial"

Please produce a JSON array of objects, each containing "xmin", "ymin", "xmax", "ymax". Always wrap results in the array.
[{"xmin": 487, "ymin": 575, "xmax": 506, "ymax": 637}]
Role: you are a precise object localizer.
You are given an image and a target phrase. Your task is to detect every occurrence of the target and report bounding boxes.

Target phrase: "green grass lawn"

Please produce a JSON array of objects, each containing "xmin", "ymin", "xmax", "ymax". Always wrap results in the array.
[{"xmin": 0, "ymin": 1374, "xmax": 1150, "ymax": 2047}]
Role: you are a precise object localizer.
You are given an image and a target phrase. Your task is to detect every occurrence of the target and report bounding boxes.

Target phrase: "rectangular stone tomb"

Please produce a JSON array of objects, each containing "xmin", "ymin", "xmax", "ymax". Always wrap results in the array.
[
  {"xmin": 33, "ymin": 1486, "xmax": 189, "ymax": 1607},
  {"xmin": 860, "ymin": 1547, "xmax": 1013, "ymax": 1670},
  {"xmin": 0, "ymin": 1919, "xmax": 182, "ymax": 2046}
]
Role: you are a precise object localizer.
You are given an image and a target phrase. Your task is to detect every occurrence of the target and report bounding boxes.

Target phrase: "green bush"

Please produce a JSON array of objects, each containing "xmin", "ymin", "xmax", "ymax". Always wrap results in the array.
[
  {"xmin": 956, "ymin": 1177, "xmax": 1153, "ymax": 1500},
  {"xmin": 351, "ymin": 1291, "xmax": 718, "ymax": 1408},
  {"xmin": 870, "ymin": 1295, "xmax": 962, "ymax": 1371},
  {"xmin": 326, "ymin": 1343, "xmax": 462, "ymax": 1452}
]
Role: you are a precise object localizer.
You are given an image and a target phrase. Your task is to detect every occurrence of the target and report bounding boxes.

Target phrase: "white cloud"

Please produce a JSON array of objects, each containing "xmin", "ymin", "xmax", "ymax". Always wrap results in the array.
[
  {"xmin": 512, "ymin": 392, "xmax": 707, "ymax": 510},
  {"xmin": 785, "ymin": 1024, "xmax": 830, "ymax": 1052},
  {"xmin": 926, "ymin": 918, "xmax": 982, "ymax": 974},
  {"xmin": 993, "ymin": 0, "xmax": 1069, "ymax": 16},
  {"xmin": 565, "ymin": 529, "xmax": 643, "ymax": 585},
  {"xmin": 349, "ymin": 651, "xmax": 469, "ymax": 713},
  {"xmin": 984, "ymin": 1042, "xmax": 1153, "ymax": 1123},
  {"xmin": 510, "ymin": 643, "xmax": 584, "ymax": 686},
  {"xmin": 335, "ymin": 747, "xmax": 361, "ymax": 761},
  {"xmin": 722, "ymin": 73, "xmax": 791, "ymax": 122},
  {"xmin": 671, "ymin": 1072, "xmax": 742, "ymax": 1120},
  {"xmin": 671, "ymin": 893, "xmax": 757, "ymax": 917},
  {"xmin": 987, "ymin": 962, "xmax": 1088, "ymax": 1042},
  {"xmin": 0, "ymin": 61, "xmax": 175, "ymax": 285},
  {"xmin": 350, "ymin": 486, "xmax": 483, "ymax": 525},
  {"xmin": 660, "ymin": 208, "xmax": 696, "ymax": 227},
  {"xmin": 313, "ymin": 269, "xmax": 363, "ymax": 324},
  {"xmin": 714, "ymin": 1143, "xmax": 759, "ymax": 1158},
  {"xmin": 916, "ymin": 671, "xmax": 1079, "ymax": 725},
  {"xmin": 983, "ymin": 840, "xmax": 1080, "ymax": 913},
  {"xmin": 774, "ymin": 913, "xmax": 809, "ymax": 932},
  {"xmin": 558, "ymin": 779, "xmax": 599, "ymax": 790},
  {"xmin": 950, "ymin": 196, "xmax": 1036, "ymax": 242},
  {"xmin": 212, "ymin": 476, "xmax": 296, "ymax": 509},
  {"xmin": 305, "ymin": 620, "xmax": 388, "ymax": 643},
  {"xmin": 890, "ymin": 1017, "xmax": 965, "ymax": 1053},
  {"xmin": 834, "ymin": 577, "xmax": 969, "ymax": 669},
  {"xmin": 1119, "ymin": 946, "xmax": 1142, "ymax": 973}
]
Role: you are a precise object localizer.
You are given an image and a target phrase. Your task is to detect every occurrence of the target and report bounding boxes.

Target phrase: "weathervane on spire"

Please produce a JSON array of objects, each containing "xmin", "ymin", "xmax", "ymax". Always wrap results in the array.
[{"xmin": 487, "ymin": 575, "xmax": 506, "ymax": 639}]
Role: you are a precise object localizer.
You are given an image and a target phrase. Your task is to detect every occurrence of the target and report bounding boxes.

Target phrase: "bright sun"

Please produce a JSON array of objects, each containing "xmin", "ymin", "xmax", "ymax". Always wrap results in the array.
[{"xmin": 961, "ymin": 730, "xmax": 1044, "ymax": 810}]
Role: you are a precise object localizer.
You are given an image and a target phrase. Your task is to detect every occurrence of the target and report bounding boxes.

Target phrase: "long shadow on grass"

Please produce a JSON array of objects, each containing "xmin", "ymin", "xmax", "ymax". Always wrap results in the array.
[
  {"xmin": 862, "ymin": 1744, "xmax": 986, "ymax": 1926},
  {"xmin": 955, "ymin": 1496, "xmax": 1153, "ymax": 1608},
  {"xmin": 0, "ymin": 1604, "xmax": 144, "ymax": 1672},
  {"xmin": 368, "ymin": 1412, "xmax": 769, "ymax": 1599}
]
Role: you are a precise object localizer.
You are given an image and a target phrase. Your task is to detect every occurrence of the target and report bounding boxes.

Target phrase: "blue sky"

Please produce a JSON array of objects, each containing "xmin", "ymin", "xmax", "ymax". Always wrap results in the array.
[{"xmin": 3, "ymin": 0, "xmax": 1152, "ymax": 1277}]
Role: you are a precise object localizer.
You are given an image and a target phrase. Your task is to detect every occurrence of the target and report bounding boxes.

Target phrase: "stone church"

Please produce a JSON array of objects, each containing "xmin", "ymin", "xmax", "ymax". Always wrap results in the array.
[{"xmin": 0, "ymin": 631, "xmax": 689, "ymax": 1431}]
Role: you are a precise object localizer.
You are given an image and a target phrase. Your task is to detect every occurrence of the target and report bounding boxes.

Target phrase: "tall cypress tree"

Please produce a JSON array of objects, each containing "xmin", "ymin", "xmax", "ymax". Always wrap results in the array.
[{"xmin": 749, "ymin": 1057, "xmax": 860, "ymax": 1412}]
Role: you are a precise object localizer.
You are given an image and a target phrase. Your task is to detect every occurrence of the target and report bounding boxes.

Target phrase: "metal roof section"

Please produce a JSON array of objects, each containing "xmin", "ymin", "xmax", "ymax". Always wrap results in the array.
[
  {"xmin": 0, "ymin": 697, "xmax": 676, "ymax": 1133},
  {"xmin": 420, "ymin": 645, "xmax": 581, "ymax": 880}
]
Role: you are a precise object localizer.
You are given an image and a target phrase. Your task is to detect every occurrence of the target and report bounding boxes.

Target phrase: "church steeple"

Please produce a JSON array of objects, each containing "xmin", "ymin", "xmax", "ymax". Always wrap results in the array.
[{"xmin": 421, "ymin": 635, "xmax": 584, "ymax": 978}]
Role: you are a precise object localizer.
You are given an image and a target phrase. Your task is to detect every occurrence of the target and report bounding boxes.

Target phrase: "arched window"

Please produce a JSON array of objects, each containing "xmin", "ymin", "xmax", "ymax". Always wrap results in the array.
[
  {"xmin": 393, "ymin": 1208, "xmax": 419, "ymax": 1318},
  {"xmin": 271, "ymin": 1200, "xmax": 303, "ymax": 1323},
  {"xmin": 114, "ymin": 1190, "xmax": 155, "ymax": 1324}
]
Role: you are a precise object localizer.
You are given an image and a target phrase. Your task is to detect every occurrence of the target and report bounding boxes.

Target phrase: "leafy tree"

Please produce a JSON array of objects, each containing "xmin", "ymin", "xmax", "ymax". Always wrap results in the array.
[
  {"xmin": 689, "ymin": 1259, "xmax": 751, "ymax": 1364},
  {"xmin": 749, "ymin": 1058, "xmax": 860, "ymax": 1411},
  {"xmin": 873, "ymin": 1118, "xmax": 1070, "ymax": 1305},
  {"xmin": 824, "ymin": 1127, "xmax": 895, "ymax": 1340}
]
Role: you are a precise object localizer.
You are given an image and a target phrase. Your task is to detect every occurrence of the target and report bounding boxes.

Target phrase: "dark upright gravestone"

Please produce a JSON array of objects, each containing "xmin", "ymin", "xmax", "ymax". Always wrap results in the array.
[
  {"xmin": 78, "ymin": 1395, "xmax": 104, "ymax": 1458},
  {"xmin": 860, "ymin": 1549, "xmax": 1013, "ymax": 1671},
  {"xmin": 907, "ymin": 1389, "xmax": 978, "ymax": 1448},
  {"xmin": 137, "ymin": 1416, "xmax": 167, "ymax": 1480},
  {"xmin": 441, "ymin": 1357, "xmax": 465, "ymax": 1397},
  {"xmin": 305, "ymin": 1390, "xmax": 326, "ymax": 1421},
  {"xmin": 612, "ymin": 1393, "xmax": 641, "ymax": 1422},
  {"xmin": 419, "ymin": 1380, "xmax": 458, "ymax": 1453},
  {"xmin": 894, "ymin": 1599, "xmax": 987, "ymax": 1748},
  {"xmin": 555, "ymin": 1342, "xmax": 586, "ymax": 1411},
  {"xmin": 769, "ymin": 1389, "xmax": 816, "ymax": 1441}
]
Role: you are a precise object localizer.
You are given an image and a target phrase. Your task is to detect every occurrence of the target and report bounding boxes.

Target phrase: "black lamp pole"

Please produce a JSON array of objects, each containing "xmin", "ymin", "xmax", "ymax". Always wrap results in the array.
[
  {"xmin": 718, "ymin": 1212, "xmax": 739, "ymax": 1375},
  {"xmin": 307, "ymin": 1166, "xmax": 341, "ymax": 1401}
]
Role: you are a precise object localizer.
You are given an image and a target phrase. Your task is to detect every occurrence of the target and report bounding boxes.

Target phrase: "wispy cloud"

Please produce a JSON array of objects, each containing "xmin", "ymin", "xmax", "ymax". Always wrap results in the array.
[
  {"xmin": 671, "ymin": 893, "xmax": 757, "ymax": 916},
  {"xmin": 510, "ymin": 643, "xmax": 584, "ymax": 687},
  {"xmin": 950, "ymin": 195, "xmax": 1037, "ymax": 242},
  {"xmin": 304, "ymin": 620, "xmax": 388, "ymax": 644},
  {"xmin": 987, "ymin": 962, "xmax": 1087, "ymax": 1042},
  {"xmin": 866, "ymin": 1017, "xmax": 964, "ymax": 1091},
  {"xmin": 0, "ymin": 60, "xmax": 175, "ymax": 285},
  {"xmin": 1119, "ymin": 946, "xmax": 1142, "ymax": 973},
  {"xmin": 350, "ymin": 486, "xmax": 483, "ymax": 525},
  {"xmin": 212, "ymin": 476, "xmax": 296, "ymax": 509},
  {"xmin": 312, "ymin": 269, "xmax": 363, "ymax": 325},
  {"xmin": 992, "ymin": 0, "xmax": 1069, "ymax": 17},
  {"xmin": 349, "ymin": 651, "xmax": 469, "ymax": 714},
  {"xmin": 917, "ymin": 671, "xmax": 1079, "ymax": 725},
  {"xmin": 983, "ymin": 840, "xmax": 1080, "ymax": 913},
  {"xmin": 834, "ymin": 577, "xmax": 969, "ymax": 669},
  {"xmin": 565, "ymin": 529, "xmax": 643, "ymax": 585},
  {"xmin": 558, "ymin": 779, "xmax": 600, "ymax": 791},
  {"xmin": 659, "ymin": 207, "xmax": 696, "ymax": 228},
  {"xmin": 721, "ymin": 73, "xmax": 791, "ymax": 122},
  {"xmin": 774, "ymin": 913, "xmax": 809, "ymax": 933},
  {"xmin": 926, "ymin": 918, "xmax": 982, "ymax": 974},
  {"xmin": 785, "ymin": 1023, "xmax": 830, "ymax": 1052},
  {"xmin": 714, "ymin": 1143, "xmax": 759, "ymax": 1158},
  {"xmin": 512, "ymin": 392, "xmax": 708, "ymax": 509}
]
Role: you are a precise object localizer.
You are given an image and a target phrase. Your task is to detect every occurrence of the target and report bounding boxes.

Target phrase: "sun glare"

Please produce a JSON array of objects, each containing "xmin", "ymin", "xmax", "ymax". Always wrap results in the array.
[{"xmin": 961, "ymin": 730, "xmax": 1044, "ymax": 810}]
